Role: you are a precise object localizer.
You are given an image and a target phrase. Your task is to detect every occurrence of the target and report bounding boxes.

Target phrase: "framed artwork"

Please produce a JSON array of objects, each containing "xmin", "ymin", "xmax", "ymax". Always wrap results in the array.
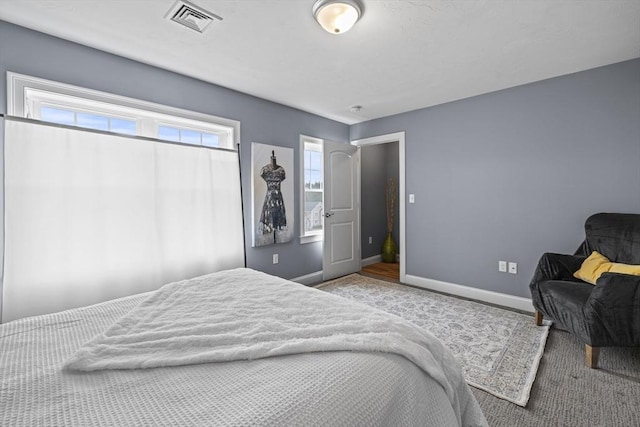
[{"xmin": 251, "ymin": 142, "xmax": 294, "ymax": 247}]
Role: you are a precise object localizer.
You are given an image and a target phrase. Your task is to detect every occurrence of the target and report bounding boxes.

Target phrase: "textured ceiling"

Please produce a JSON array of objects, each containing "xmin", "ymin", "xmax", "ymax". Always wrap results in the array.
[{"xmin": 0, "ymin": 0, "xmax": 639, "ymax": 124}]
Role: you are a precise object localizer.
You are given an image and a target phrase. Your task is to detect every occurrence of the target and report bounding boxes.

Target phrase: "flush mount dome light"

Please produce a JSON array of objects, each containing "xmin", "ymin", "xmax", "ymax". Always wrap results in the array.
[{"xmin": 313, "ymin": 0, "xmax": 363, "ymax": 34}]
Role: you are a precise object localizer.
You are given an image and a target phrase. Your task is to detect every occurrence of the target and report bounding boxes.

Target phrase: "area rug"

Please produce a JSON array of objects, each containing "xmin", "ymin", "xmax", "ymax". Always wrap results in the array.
[{"xmin": 316, "ymin": 274, "xmax": 550, "ymax": 407}]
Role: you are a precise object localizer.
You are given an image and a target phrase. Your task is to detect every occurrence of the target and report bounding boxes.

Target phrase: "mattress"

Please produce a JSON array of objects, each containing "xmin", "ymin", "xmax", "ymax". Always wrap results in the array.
[{"xmin": 1, "ymin": 269, "xmax": 487, "ymax": 426}]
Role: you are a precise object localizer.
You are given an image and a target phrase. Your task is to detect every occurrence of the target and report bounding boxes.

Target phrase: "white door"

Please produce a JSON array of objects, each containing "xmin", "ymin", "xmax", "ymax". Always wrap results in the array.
[{"xmin": 323, "ymin": 141, "xmax": 360, "ymax": 281}]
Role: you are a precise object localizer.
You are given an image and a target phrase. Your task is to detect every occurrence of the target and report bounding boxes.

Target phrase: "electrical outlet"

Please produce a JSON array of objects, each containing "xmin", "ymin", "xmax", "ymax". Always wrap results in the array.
[
  {"xmin": 409, "ymin": 194, "xmax": 415, "ymax": 203},
  {"xmin": 368, "ymin": 236, "xmax": 372, "ymax": 244},
  {"xmin": 273, "ymin": 254, "xmax": 279, "ymax": 264},
  {"xmin": 508, "ymin": 262, "xmax": 517, "ymax": 274},
  {"xmin": 498, "ymin": 261, "xmax": 507, "ymax": 272}
]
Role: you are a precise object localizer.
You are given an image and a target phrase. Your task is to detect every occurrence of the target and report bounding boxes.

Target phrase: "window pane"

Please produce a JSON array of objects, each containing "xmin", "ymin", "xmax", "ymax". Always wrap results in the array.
[
  {"xmin": 304, "ymin": 192, "xmax": 323, "ymax": 232},
  {"xmin": 309, "ymin": 151, "xmax": 322, "ymax": 171},
  {"xmin": 109, "ymin": 118, "xmax": 136, "ymax": 135},
  {"xmin": 158, "ymin": 126, "xmax": 180, "ymax": 142},
  {"xmin": 302, "ymin": 142, "xmax": 323, "ymax": 235},
  {"xmin": 310, "ymin": 170, "xmax": 322, "ymax": 189},
  {"xmin": 306, "ymin": 191, "xmax": 322, "ymax": 203},
  {"xmin": 180, "ymin": 129, "xmax": 201, "ymax": 145},
  {"xmin": 77, "ymin": 113, "xmax": 109, "ymax": 131},
  {"xmin": 40, "ymin": 106, "xmax": 75, "ymax": 126},
  {"xmin": 202, "ymin": 133, "xmax": 219, "ymax": 148},
  {"xmin": 304, "ymin": 170, "xmax": 311, "ymax": 189}
]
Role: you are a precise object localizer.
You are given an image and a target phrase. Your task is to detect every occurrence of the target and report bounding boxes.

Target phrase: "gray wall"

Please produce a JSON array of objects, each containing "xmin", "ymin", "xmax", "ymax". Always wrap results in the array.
[
  {"xmin": 360, "ymin": 141, "xmax": 400, "ymax": 259},
  {"xmin": 360, "ymin": 144, "xmax": 386, "ymax": 257},
  {"xmin": 386, "ymin": 142, "xmax": 400, "ymax": 249},
  {"xmin": 352, "ymin": 59, "xmax": 640, "ymax": 298},
  {"xmin": 0, "ymin": 20, "xmax": 349, "ymax": 281}
]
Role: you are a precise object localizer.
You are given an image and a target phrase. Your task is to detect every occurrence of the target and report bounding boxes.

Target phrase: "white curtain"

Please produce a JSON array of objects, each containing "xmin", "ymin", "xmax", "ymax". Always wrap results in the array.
[{"xmin": 2, "ymin": 119, "xmax": 244, "ymax": 322}]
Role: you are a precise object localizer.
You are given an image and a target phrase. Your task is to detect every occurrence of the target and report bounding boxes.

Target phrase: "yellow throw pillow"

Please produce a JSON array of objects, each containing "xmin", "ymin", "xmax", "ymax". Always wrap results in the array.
[{"xmin": 573, "ymin": 251, "xmax": 640, "ymax": 285}]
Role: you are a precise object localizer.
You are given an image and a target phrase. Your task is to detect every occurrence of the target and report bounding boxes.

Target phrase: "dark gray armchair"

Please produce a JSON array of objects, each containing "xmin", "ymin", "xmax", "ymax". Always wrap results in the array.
[{"xmin": 529, "ymin": 213, "xmax": 640, "ymax": 368}]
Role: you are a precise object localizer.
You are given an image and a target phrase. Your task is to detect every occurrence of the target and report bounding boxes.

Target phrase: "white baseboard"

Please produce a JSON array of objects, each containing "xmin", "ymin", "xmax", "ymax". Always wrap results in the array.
[
  {"xmin": 361, "ymin": 255, "xmax": 382, "ymax": 267},
  {"xmin": 291, "ymin": 270, "xmax": 323, "ymax": 286},
  {"xmin": 404, "ymin": 274, "xmax": 534, "ymax": 313},
  {"xmin": 292, "ymin": 254, "xmax": 381, "ymax": 285}
]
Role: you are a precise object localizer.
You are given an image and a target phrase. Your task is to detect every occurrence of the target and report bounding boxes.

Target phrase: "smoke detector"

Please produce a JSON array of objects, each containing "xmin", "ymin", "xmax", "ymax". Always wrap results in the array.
[{"xmin": 165, "ymin": 0, "xmax": 222, "ymax": 33}]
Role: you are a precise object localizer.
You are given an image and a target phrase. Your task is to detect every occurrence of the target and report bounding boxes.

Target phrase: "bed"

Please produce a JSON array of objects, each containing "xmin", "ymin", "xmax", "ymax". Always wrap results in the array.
[{"xmin": 1, "ymin": 268, "xmax": 487, "ymax": 426}]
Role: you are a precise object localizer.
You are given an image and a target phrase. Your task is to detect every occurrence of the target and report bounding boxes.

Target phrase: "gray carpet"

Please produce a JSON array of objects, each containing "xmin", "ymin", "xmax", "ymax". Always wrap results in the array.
[{"xmin": 472, "ymin": 326, "xmax": 640, "ymax": 427}]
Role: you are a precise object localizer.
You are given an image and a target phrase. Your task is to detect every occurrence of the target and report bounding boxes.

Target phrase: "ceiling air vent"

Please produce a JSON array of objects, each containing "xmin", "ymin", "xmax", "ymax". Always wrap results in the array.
[{"xmin": 165, "ymin": 0, "xmax": 222, "ymax": 33}]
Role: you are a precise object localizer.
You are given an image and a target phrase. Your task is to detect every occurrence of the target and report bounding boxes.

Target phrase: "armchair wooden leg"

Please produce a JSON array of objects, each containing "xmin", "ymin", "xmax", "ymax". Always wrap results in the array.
[
  {"xmin": 585, "ymin": 345, "xmax": 600, "ymax": 369},
  {"xmin": 534, "ymin": 311, "xmax": 543, "ymax": 326}
]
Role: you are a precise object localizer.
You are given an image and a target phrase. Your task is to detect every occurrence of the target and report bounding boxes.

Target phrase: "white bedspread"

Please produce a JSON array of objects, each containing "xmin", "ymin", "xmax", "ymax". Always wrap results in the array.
[
  {"xmin": 63, "ymin": 268, "xmax": 484, "ymax": 426},
  {"xmin": 0, "ymin": 269, "xmax": 486, "ymax": 426}
]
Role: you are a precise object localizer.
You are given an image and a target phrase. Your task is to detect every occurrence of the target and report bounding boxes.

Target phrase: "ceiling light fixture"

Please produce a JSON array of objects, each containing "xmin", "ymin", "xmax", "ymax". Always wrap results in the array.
[{"xmin": 313, "ymin": 0, "xmax": 363, "ymax": 34}]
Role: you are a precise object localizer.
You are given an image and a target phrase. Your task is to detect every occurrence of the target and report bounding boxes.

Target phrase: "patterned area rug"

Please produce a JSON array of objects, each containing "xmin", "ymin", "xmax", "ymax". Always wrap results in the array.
[{"xmin": 316, "ymin": 274, "xmax": 550, "ymax": 406}]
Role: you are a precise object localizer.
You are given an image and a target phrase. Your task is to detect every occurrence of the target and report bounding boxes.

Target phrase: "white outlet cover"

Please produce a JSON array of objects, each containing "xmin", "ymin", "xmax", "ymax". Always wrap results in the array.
[
  {"xmin": 498, "ymin": 261, "xmax": 507, "ymax": 272},
  {"xmin": 508, "ymin": 262, "xmax": 517, "ymax": 274}
]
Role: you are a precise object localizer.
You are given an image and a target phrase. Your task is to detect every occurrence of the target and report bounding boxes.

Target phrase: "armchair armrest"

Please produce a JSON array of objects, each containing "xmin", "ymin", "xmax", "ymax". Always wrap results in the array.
[
  {"xmin": 530, "ymin": 253, "xmax": 586, "ymax": 286},
  {"xmin": 584, "ymin": 272, "xmax": 640, "ymax": 346}
]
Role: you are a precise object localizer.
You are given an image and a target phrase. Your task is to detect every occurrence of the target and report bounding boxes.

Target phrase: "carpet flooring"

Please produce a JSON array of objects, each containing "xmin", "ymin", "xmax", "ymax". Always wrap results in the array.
[
  {"xmin": 317, "ymin": 274, "xmax": 550, "ymax": 406},
  {"xmin": 473, "ymin": 329, "xmax": 640, "ymax": 427}
]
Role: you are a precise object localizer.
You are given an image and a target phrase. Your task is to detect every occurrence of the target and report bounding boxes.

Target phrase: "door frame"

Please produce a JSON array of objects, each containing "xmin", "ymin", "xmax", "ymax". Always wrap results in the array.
[{"xmin": 351, "ymin": 132, "xmax": 406, "ymax": 283}]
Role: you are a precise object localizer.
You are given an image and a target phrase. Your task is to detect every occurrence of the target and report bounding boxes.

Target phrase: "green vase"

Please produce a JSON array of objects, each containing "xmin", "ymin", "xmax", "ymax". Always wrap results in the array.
[{"xmin": 381, "ymin": 232, "xmax": 397, "ymax": 263}]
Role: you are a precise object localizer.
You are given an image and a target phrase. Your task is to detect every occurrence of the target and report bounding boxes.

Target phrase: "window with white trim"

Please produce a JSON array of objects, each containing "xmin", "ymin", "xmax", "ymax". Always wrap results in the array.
[
  {"xmin": 7, "ymin": 72, "xmax": 239, "ymax": 149},
  {"xmin": 300, "ymin": 135, "xmax": 323, "ymax": 243}
]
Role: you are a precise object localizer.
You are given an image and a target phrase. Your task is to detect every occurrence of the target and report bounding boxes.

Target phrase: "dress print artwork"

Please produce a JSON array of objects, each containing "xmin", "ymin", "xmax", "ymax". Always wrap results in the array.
[
  {"xmin": 259, "ymin": 150, "xmax": 286, "ymax": 236},
  {"xmin": 252, "ymin": 143, "xmax": 294, "ymax": 247}
]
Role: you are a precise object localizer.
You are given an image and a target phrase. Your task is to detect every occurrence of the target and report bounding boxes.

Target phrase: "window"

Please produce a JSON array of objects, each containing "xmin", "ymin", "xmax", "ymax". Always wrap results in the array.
[
  {"xmin": 7, "ymin": 72, "xmax": 239, "ymax": 150},
  {"xmin": 40, "ymin": 105, "xmax": 137, "ymax": 135},
  {"xmin": 300, "ymin": 135, "xmax": 323, "ymax": 243},
  {"xmin": 158, "ymin": 125, "xmax": 220, "ymax": 147}
]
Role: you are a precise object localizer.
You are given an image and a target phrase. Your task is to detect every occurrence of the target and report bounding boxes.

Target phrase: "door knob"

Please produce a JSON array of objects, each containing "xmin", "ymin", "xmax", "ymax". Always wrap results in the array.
[{"xmin": 324, "ymin": 212, "xmax": 334, "ymax": 218}]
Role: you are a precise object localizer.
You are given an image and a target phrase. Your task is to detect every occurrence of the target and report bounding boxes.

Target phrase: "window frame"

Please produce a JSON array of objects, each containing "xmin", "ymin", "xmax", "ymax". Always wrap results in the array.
[
  {"xmin": 299, "ymin": 135, "xmax": 324, "ymax": 244},
  {"xmin": 7, "ymin": 72, "xmax": 240, "ymax": 150}
]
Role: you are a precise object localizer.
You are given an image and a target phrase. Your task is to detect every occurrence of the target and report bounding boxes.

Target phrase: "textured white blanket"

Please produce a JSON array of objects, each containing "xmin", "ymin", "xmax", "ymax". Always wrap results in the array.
[{"xmin": 64, "ymin": 268, "xmax": 485, "ymax": 426}]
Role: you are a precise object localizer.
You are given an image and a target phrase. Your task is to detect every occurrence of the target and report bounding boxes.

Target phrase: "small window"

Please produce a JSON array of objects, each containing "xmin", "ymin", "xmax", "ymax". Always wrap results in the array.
[
  {"xmin": 40, "ymin": 105, "xmax": 137, "ymax": 135},
  {"xmin": 300, "ymin": 135, "xmax": 324, "ymax": 243},
  {"xmin": 8, "ymin": 72, "xmax": 240, "ymax": 150},
  {"xmin": 158, "ymin": 125, "xmax": 221, "ymax": 147}
]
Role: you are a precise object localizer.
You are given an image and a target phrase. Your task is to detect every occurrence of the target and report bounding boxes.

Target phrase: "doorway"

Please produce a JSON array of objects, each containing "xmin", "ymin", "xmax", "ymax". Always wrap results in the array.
[{"xmin": 353, "ymin": 132, "xmax": 406, "ymax": 283}]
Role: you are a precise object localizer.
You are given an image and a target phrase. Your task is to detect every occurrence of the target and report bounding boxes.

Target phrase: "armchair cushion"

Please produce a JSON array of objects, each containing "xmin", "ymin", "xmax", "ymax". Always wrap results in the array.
[
  {"xmin": 573, "ymin": 251, "xmax": 640, "ymax": 285},
  {"xmin": 582, "ymin": 213, "xmax": 640, "ymax": 264},
  {"xmin": 535, "ymin": 280, "xmax": 593, "ymax": 337},
  {"xmin": 531, "ymin": 252, "xmax": 585, "ymax": 284}
]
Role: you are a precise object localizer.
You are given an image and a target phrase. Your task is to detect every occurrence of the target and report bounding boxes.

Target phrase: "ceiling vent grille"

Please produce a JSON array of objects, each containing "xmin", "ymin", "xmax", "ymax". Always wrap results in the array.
[{"xmin": 165, "ymin": 0, "xmax": 222, "ymax": 33}]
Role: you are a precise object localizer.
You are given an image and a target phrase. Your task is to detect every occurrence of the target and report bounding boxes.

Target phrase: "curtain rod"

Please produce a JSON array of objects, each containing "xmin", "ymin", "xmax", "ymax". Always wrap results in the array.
[
  {"xmin": 237, "ymin": 142, "xmax": 248, "ymax": 269},
  {"xmin": 0, "ymin": 113, "xmax": 239, "ymax": 154}
]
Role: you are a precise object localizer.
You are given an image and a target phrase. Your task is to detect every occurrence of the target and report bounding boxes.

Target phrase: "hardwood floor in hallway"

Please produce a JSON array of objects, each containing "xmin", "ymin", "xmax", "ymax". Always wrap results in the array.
[{"xmin": 361, "ymin": 262, "xmax": 400, "ymax": 281}]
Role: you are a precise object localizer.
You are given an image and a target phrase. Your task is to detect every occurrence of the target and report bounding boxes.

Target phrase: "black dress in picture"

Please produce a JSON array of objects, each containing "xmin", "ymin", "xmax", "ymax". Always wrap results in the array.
[{"xmin": 258, "ymin": 151, "xmax": 287, "ymax": 243}]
